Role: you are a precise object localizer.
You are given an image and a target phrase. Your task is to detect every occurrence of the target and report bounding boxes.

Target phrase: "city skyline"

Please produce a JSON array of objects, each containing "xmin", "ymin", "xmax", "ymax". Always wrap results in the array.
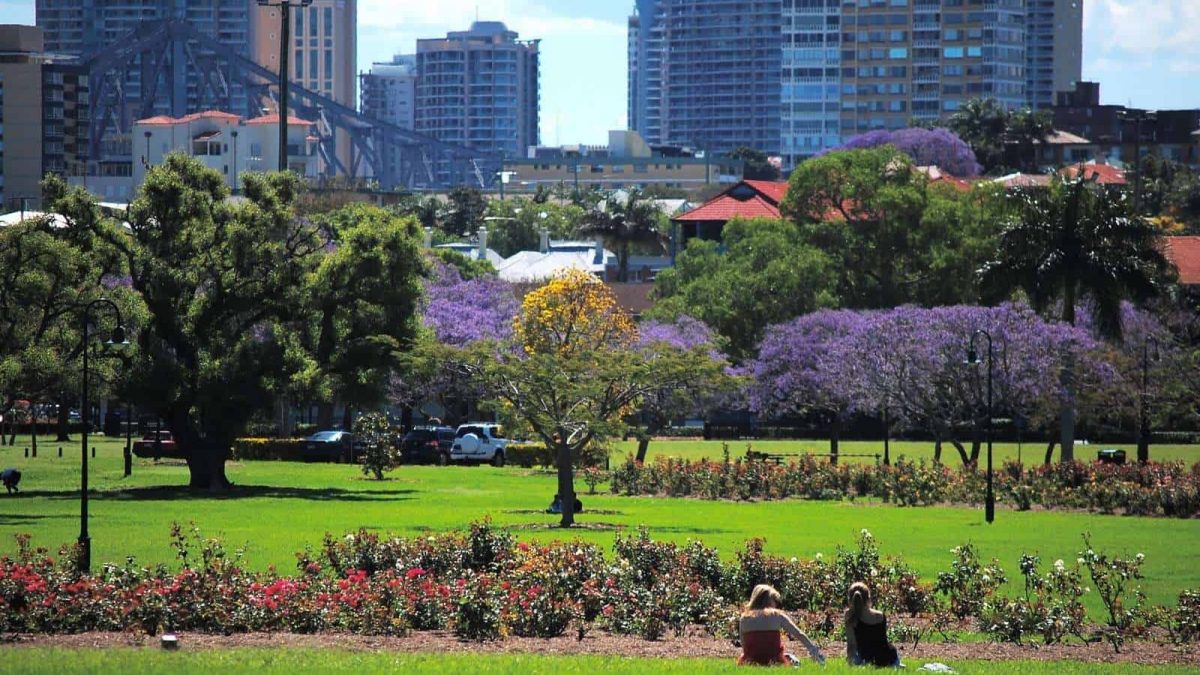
[{"xmin": 3, "ymin": 0, "xmax": 1198, "ymax": 147}]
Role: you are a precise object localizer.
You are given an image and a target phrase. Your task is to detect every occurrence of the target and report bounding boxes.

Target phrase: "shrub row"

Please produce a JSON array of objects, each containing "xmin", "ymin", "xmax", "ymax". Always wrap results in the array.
[
  {"xmin": 1, "ymin": 523, "xmax": 1195, "ymax": 648},
  {"xmin": 607, "ymin": 454, "xmax": 1200, "ymax": 518},
  {"xmin": 231, "ymin": 438, "xmax": 310, "ymax": 461}
]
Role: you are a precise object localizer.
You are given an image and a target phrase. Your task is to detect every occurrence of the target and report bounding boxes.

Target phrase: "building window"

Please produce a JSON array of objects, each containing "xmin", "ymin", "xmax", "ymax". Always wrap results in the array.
[
  {"xmin": 324, "ymin": 7, "xmax": 332, "ymax": 35},
  {"xmin": 325, "ymin": 49, "xmax": 333, "ymax": 79}
]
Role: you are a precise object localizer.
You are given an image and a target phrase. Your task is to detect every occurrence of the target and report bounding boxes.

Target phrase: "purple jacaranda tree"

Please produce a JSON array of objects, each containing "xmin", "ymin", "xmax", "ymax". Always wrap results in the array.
[
  {"xmin": 748, "ymin": 310, "xmax": 867, "ymax": 463},
  {"xmin": 825, "ymin": 127, "xmax": 982, "ymax": 177},
  {"xmin": 389, "ymin": 260, "xmax": 520, "ymax": 427},
  {"xmin": 422, "ymin": 261, "xmax": 518, "ymax": 347},
  {"xmin": 754, "ymin": 303, "xmax": 1111, "ymax": 466},
  {"xmin": 633, "ymin": 316, "xmax": 733, "ymax": 462}
]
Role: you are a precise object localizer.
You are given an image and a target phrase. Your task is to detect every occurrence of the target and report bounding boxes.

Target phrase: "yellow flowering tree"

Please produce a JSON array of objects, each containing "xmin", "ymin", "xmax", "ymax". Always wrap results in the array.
[{"xmin": 469, "ymin": 269, "xmax": 709, "ymax": 527}]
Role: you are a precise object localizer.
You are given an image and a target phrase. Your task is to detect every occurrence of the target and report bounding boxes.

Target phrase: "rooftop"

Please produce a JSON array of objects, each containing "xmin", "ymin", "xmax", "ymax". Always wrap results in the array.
[
  {"xmin": 1164, "ymin": 236, "xmax": 1200, "ymax": 285},
  {"xmin": 674, "ymin": 180, "xmax": 788, "ymax": 223}
]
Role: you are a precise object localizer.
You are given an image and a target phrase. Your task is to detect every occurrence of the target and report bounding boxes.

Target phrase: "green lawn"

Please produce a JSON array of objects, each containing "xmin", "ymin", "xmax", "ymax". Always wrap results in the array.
[
  {"xmin": 2, "ymin": 435, "xmax": 1199, "ymax": 609},
  {"xmin": 617, "ymin": 438, "xmax": 1200, "ymax": 466},
  {"xmin": 0, "ymin": 649, "xmax": 1193, "ymax": 675}
]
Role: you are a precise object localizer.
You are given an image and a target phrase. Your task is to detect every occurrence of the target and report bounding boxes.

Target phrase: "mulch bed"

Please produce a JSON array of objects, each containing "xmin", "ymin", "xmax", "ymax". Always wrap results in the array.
[{"xmin": 4, "ymin": 629, "xmax": 1197, "ymax": 665}]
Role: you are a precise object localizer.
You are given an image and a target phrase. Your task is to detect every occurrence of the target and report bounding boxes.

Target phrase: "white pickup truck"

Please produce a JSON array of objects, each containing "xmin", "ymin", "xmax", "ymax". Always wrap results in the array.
[{"xmin": 449, "ymin": 423, "xmax": 508, "ymax": 466}]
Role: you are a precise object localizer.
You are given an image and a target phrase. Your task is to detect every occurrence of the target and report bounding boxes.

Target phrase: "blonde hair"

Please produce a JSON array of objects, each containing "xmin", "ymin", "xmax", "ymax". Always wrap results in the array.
[
  {"xmin": 845, "ymin": 582, "xmax": 871, "ymax": 629},
  {"xmin": 744, "ymin": 584, "xmax": 782, "ymax": 613}
]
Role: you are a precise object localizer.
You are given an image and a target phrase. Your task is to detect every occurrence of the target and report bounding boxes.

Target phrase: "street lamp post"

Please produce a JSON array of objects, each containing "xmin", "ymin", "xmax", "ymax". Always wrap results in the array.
[
  {"xmin": 231, "ymin": 129, "xmax": 240, "ymax": 194},
  {"xmin": 257, "ymin": 0, "xmax": 312, "ymax": 172},
  {"xmin": 967, "ymin": 329, "xmax": 995, "ymax": 524},
  {"xmin": 79, "ymin": 298, "xmax": 130, "ymax": 573},
  {"xmin": 1137, "ymin": 337, "xmax": 1161, "ymax": 464},
  {"xmin": 1117, "ymin": 109, "xmax": 1157, "ymax": 214}
]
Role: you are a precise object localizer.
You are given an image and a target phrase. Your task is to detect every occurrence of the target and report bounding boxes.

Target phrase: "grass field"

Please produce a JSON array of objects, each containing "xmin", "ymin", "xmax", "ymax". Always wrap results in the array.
[
  {"xmin": 1, "ymin": 435, "xmax": 1199, "ymax": 609},
  {"xmin": 614, "ymin": 438, "xmax": 1200, "ymax": 466},
  {"xmin": 0, "ymin": 649, "xmax": 1195, "ymax": 675}
]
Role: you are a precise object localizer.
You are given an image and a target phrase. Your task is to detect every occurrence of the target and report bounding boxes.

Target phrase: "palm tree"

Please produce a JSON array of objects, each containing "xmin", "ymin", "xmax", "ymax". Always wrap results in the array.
[
  {"xmin": 980, "ymin": 176, "xmax": 1174, "ymax": 461},
  {"xmin": 577, "ymin": 189, "xmax": 665, "ymax": 282},
  {"xmin": 948, "ymin": 98, "xmax": 1010, "ymax": 171},
  {"xmin": 1006, "ymin": 108, "xmax": 1054, "ymax": 173}
]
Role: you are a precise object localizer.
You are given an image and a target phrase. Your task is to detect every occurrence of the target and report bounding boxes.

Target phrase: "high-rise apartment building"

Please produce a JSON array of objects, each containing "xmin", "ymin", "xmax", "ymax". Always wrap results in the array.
[
  {"xmin": 628, "ymin": 0, "xmax": 782, "ymax": 156},
  {"xmin": 361, "ymin": 55, "xmax": 417, "ymax": 129},
  {"xmin": 631, "ymin": 0, "xmax": 1083, "ymax": 168},
  {"xmin": 415, "ymin": 21, "xmax": 539, "ymax": 157},
  {"xmin": 360, "ymin": 55, "xmax": 416, "ymax": 184},
  {"xmin": 1025, "ymin": 0, "xmax": 1083, "ymax": 110},
  {"xmin": 252, "ymin": 0, "xmax": 356, "ymax": 175},
  {"xmin": 0, "ymin": 25, "xmax": 89, "ymax": 209},
  {"xmin": 37, "ymin": 0, "xmax": 253, "ymax": 117}
]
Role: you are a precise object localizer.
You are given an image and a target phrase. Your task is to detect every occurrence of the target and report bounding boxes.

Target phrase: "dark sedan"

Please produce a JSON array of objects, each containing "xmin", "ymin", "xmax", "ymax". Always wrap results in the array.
[
  {"xmin": 398, "ymin": 425, "xmax": 456, "ymax": 465},
  {"xmin": 302, "ymin": 430, "xmax": 358, "ymax": 463}
]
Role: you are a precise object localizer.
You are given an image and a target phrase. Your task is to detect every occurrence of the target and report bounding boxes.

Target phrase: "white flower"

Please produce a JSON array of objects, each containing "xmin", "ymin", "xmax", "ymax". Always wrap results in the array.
[
  {"xmin": 790, "ymin": 557, "xmax": 798, "ymax": 563},
  {"xmin": 1077, "ymin": 558, "xmax": 1086, "ymax": 565},
  {"xmin": 982, "ymin": 574, "xmax": 991, "ymax": 583},
  {"xmin": 1135, "ymin": 553, "xmax": 1145, "ymax": 562},
  {"xmin": 815, "ymin": 553, "xmax": 824, "ymax": 561},
  {"xmin": 1054, "ymin": 559, "xmax": 1065, "ymax": 572}
]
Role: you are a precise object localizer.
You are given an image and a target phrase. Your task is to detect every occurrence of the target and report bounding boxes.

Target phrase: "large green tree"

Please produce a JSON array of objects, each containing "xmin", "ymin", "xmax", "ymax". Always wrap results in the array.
[
  {"xmin": 781, "ymin": 145, "xmax": 1003, "ymax": 309},
  {"xmin": 102, "ymin": 155, "xmax": 324, "ymax": 488},
  {"xmin": 650, "ymin": 217, "xmax": 836, "ymax": 361},
  {"xmin": 979, "ymin": 176, "xmax": 1175, "ymax": 461},
  {"xmin": 302, "ymin": 204, "xmax": 426, "ymax": 429}
]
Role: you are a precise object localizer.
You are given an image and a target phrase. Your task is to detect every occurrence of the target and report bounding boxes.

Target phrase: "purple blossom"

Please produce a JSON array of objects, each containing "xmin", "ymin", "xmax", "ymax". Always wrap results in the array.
[
  {"xmin": 822, "ymin": 127, "xmax": 982, "ymax": 177},
  {"xmin": 637, "ymin": 315, "xmax": 717, "ymax": 351},
  {"xmin": 421, "ymin": 260, "xmax": 519, "ymax": 346}
]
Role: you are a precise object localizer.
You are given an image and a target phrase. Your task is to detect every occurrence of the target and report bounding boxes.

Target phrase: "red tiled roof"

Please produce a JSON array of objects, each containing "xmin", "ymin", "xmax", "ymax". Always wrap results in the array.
[
  {"xmin": 1164, "ymin": 236, "xmax": 1200, "ymax": 285},
  {"xmin": 673, "ymin": 180, "xmax": 788, "ymax": 223},
  {"xmin": 673, "ymin": 194, "xmax": 781, "ymax": 222},
  {"xmin": 136, "ymin": 110, "xmax": 240, "ymax": 126},
  {"xmin": 742, "ymin": 180, "xmax": 789, "ymax": 204},
  {"xmin": 1059, "ymin": 162, "xmax": 1128, "ymax": 185},
  {"xmin": 245, "ymin": 114, "xmax": 315, "ymax": 126}
]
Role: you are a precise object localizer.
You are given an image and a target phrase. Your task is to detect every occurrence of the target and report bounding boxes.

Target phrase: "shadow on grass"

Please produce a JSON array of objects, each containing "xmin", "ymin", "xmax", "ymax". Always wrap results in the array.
[
  {"xmin": 21, "ymin": 484, "xmax": 417, "ymax": 503},
  {"xmin": 0, "ymin": 513, "xmax": 76, "ymax": 526}
]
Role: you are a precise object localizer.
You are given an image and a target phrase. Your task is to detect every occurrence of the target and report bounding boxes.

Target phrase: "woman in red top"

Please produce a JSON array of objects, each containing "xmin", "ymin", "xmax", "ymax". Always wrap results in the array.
[{"xmin": 738, "ymin": 584, "xmax": 826, "ymax": 666}]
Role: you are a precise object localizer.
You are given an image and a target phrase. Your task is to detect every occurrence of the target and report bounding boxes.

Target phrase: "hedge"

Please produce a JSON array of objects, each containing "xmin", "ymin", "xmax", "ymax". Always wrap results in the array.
[{"xmin": 231, "ymin": 437, "xmax": 309, "ymax": 461}]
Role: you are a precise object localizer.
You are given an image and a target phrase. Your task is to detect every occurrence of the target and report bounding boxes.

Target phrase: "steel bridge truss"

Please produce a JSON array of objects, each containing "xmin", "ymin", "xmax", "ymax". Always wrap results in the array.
[{"xmin": 82, "ymin": 19, "xmax": 499, "ymax": 190}]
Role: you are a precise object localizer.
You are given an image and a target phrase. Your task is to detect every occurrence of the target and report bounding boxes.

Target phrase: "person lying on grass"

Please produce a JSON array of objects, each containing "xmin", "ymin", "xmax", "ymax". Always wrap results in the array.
[
  {"xmin": 738, "ymin": 584, "xmax": 825, "ymax": 666},
  {"xmin": 845, "ymin": 582, "xmax": 901, "ymax": 667}
]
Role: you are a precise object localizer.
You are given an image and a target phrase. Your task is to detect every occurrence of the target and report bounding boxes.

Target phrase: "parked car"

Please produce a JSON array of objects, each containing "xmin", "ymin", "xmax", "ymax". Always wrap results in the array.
[
  {"xmin": 302, "ymin": 430, "xmax": 359, "ymax": 463},
  {"xmin": 449, "ymin": 423, "xmax": 509, "ymax": 466},
  {"xmin": 398, "ymin": 425, "xmax": 457, "ymax": 465},
  {"xmin": 131, "ymin": 431, "xmax": 183, "ymax": 459}
]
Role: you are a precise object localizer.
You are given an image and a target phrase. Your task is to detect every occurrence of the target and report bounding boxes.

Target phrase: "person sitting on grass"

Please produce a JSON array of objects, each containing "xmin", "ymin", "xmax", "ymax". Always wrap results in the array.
[
  {"xmin": 738, "ymin": 584, "xmax": 825, "ymax": 666},
  {"xmin": 1, "ymin": 468, "xmax": 21, "ymax": 495},
  {"xmin": 845, "ymin": 582, "xmax": 901, "ymax": 667}
]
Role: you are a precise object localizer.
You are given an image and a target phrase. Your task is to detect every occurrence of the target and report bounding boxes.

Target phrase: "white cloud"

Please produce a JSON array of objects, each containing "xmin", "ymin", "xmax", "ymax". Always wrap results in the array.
[{"xmin": 1088, "ymin": 0, "xmax": 1200, "ymax": 69}]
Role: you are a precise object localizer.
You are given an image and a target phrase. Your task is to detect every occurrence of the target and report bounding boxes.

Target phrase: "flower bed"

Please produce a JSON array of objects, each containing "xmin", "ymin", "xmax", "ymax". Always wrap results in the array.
[
  {"xmin": 607, "ymin": 454, "xmax": 1200, "ymax": 518},
  {"xmin": 1, "ymin": 522, "xmax": 1196, "ymax": 650}
]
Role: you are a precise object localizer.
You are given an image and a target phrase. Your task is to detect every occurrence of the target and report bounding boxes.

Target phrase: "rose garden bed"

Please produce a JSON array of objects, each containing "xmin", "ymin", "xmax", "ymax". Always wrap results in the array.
[{"xmin": 2, "ymin": 521, "xmax": 1197, "ymax": 657}]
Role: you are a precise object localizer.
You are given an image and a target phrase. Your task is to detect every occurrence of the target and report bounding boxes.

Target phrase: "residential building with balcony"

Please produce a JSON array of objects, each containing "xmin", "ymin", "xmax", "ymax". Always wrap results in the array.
[
  {"xmin": 0, "ymin": 25, "xmax": 89, "ymax": 210},
  {"xmin": 415, "ymin": 21, "xmax": 539, "ymax": 158},
  {"xmin": 131, "ymin": 110, "xmax": 318, "ymax": 196}
]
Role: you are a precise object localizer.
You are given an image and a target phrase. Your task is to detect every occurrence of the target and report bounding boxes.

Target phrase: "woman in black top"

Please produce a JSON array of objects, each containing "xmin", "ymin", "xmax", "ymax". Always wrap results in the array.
[{"xmin": 844, "ymin": 582, "xmax": 900, "ymax": 667}]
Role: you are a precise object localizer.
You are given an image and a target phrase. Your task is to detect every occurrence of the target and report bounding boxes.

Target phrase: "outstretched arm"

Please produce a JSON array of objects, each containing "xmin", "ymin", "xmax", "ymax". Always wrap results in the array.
[{"xmin": 779, "ymin": 612, "xmax": 825, "ymax": 663}]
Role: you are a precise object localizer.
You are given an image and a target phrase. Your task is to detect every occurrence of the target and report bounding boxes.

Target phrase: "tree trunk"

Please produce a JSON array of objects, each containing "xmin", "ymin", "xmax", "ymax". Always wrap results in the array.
[
  {"xmin": 1060, "ymin": 282, "xmax": 1076, "ymax": 463},
  {"xmin": 1044, "ymin": 438, "xmax": 1057, "ymax": 465},
  {"xmin": 1060, "ymin": 355, "xmax": 1076, "ymax": 463},
  {"xmin": 30, "ymin": 402, "xmax": 37, "ymax": 456},
  {"xmin": 950, "ymin": 439, "xmax": 971, "ymax": 466},
  {"xmin": 635, "ymin": 436, "xmax": 651, "ymax": 464},
  {"xmin": 969, "ymin": 420, "xmax": 983, "ymax": 466},
  {"xmin": 56, "ymin": 396, "xmax": 70, "ymax": 441},
  {"xmin": 175, "ymin": 408, "xmax": 232, "ymax": 490},
  {"xmin": 829, "ymin": 416, "xmax": 841, "ymax": 466},
  {"xmin": 341, "ymin": 405, "xmax": 353, "ymax": 433},
  {"xmin": 556, "ymin": 441, "xmax": 576, "ymax": 527},
  {"xmin": 934, "ymin": 436, "xmax": 943, "ymax": 464},
  {"xmin": 400, "ymin": 405, "xmax": 413, "ymax": 432}
]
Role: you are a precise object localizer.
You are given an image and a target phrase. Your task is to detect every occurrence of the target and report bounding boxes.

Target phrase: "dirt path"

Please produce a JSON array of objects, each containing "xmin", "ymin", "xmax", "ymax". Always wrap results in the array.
[{"xmin": 4, "ymin": 630, "xmax": 1197, "ymax": 666}]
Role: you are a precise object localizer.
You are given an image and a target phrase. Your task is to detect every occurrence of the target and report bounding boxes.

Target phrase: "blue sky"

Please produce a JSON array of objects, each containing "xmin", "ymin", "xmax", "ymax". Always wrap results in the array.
[{"xmin": 2, "ymin": 0, "xmax": 1197, "ymax": 146}]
